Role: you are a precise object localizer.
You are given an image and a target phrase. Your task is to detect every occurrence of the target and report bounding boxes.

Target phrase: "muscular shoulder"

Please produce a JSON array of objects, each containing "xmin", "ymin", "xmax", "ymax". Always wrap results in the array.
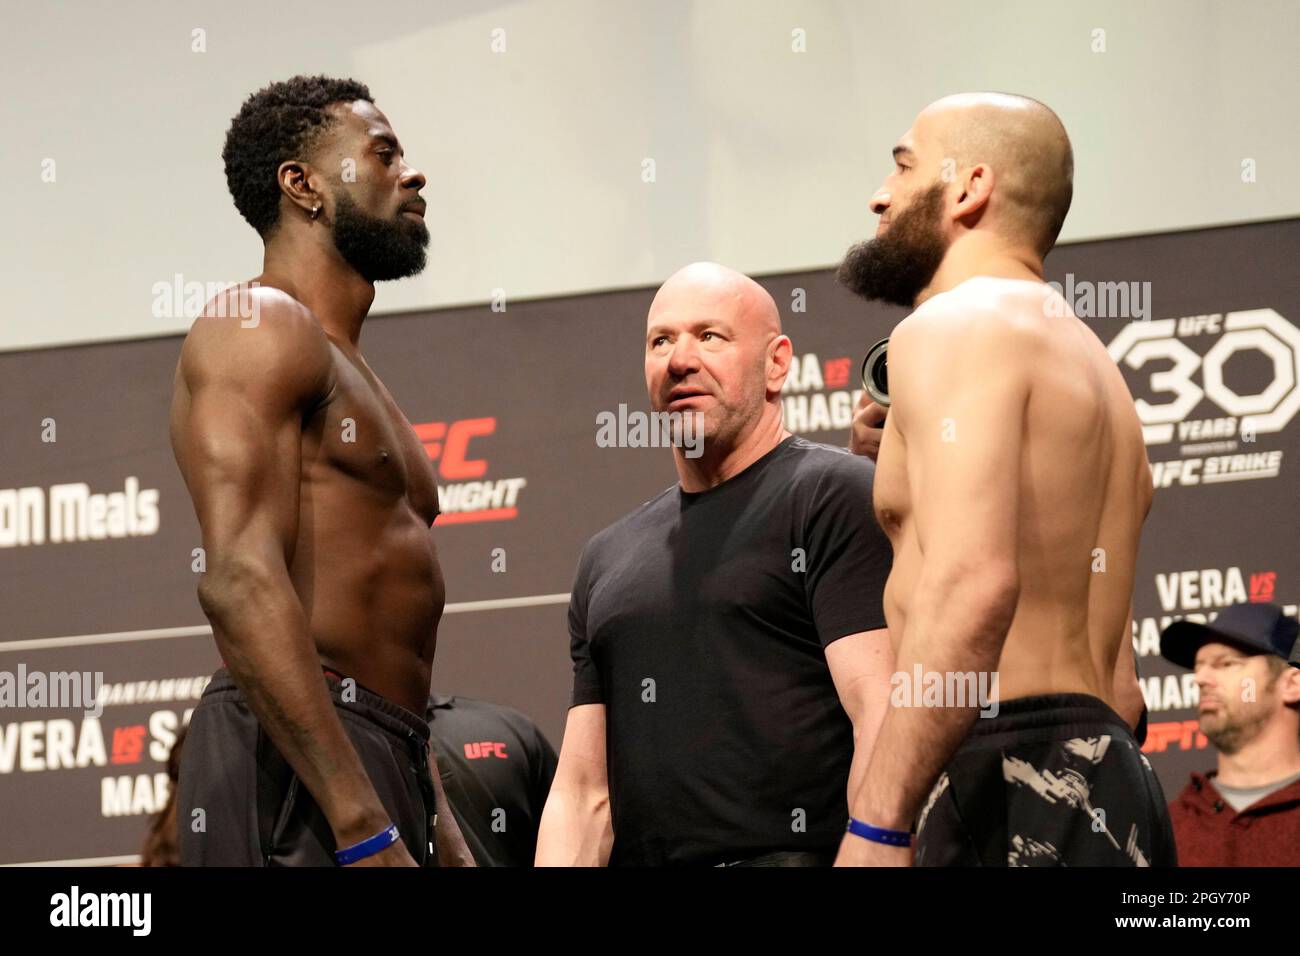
[
  {"xmin": 891, "ymin": 278, "xmax": 1049, "ymax": 373},
  {"xmin": 179, "ymin": 285, "xmax": 333, "ymax": 401}
]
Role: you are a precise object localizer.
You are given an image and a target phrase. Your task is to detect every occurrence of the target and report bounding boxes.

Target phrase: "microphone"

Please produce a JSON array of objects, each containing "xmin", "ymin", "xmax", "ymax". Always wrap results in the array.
[{"xmin": 860, "ymin": 337, "xmax": 890, "ymax": 408}]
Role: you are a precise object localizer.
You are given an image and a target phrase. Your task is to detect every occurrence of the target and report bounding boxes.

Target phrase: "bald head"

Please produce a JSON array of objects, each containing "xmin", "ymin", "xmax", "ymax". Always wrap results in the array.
[
  {"xmin": 644, "ymin": 262, "xmax": 792, "ymax": 456},
  {"xmin": 649, "ymin": 261, "xmax": 781, "ymax": 339},
  {"xmin": 918, "ymin": 92, "xmax": 1073, "ymax": 256}
]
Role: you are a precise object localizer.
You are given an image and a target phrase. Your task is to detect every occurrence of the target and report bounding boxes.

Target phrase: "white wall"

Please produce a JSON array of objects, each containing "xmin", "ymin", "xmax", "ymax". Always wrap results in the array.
[{"xmin": 2, "ymin": 0, "xmax": 1296, "ymax": 351}]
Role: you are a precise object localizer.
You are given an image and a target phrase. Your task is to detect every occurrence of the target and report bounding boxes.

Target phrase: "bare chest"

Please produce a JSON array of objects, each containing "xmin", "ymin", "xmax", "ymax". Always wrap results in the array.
[
  {"xmin": 872, "ymin": 422, "xmax": 910, "ymax": 544},
  {"xmin": 308, "ymin": 348, "xmax": 440, "ymax": 524}
]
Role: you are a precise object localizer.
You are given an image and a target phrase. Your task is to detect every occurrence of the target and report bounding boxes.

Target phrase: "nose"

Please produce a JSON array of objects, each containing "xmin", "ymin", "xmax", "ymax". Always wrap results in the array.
[
  {"xmin": 667, "ymin": 334, "xmax": 701, "ymax": 377},
  {"xmin": 400, "ymin": 161, "xmax": 427, "ymax": 192},
  {"xmin": 869, "ymin": 186, "xmax": 890, "ymax": 217}
]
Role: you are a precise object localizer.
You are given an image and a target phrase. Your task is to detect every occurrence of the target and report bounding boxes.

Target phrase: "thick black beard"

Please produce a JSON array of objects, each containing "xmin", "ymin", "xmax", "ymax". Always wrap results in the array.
[
  {"xmin": 835, "ymin": 181, "xmax": 948, "ymax": 307},
  {"xmin": 331, "ymin": 191, "xmax": 429, "ymax": 282}
]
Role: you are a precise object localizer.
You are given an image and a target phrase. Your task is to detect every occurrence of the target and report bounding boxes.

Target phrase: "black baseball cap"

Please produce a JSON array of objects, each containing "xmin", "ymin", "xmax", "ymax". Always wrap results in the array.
[{"xmin": 1160, "ymin": 602, "xmax": 1299, "ymax": 670}]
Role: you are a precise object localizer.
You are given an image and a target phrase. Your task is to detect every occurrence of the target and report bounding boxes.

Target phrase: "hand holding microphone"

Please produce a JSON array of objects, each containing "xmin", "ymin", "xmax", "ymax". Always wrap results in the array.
[{"xmin": 850, "ymin": 337, "xmax": 889, "ymax": 462}]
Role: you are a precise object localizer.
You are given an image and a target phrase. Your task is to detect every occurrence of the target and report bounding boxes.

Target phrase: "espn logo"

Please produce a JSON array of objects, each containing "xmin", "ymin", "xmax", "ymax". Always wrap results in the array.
[{"xmin": 1141, "ymin": 720, "xmax": 1210, "ymax": 754}]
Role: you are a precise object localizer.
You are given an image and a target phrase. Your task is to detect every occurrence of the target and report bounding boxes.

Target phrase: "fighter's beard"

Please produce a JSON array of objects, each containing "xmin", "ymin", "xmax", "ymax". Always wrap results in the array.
[
  {"xmin": 331, "ymin": 191, "xmax": 429, "ymax": 282},
  {"xmin": 836, "ymin": 181, "xmax": 948, "ymax": 308}
]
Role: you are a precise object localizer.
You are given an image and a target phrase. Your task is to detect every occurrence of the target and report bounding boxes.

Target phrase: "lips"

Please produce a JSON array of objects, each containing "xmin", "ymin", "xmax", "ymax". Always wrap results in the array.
[
  {"xmin": 668, "ymin": 388, "xmax": 710, "ymax": 402},
  {"xmin": 402, "ymin": 204, "xmax": 427, "ymax": 218}
]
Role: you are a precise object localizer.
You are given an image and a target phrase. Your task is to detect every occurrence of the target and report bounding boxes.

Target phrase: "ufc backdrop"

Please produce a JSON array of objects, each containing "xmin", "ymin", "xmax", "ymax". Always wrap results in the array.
[{"xmin": 1, "ymin": 217, "xmax": 1297, "ymax": 865}]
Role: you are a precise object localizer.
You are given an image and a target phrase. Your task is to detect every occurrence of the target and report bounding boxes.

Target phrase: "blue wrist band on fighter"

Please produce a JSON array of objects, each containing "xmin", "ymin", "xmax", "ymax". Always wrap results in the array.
[
  {"xmin": 845, "ymin": 816, "xmax": 912, "ymax": 847},
  {"xmin": 334, "ymin": 824, "xmax": 401, "ymax": 865}
]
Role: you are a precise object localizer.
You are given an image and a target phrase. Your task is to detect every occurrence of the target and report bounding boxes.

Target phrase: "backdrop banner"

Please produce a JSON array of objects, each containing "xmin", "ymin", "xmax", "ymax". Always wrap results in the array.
[{"xmin": 1, "ymin": 218, "xmax": 1297, "ymax": 864}]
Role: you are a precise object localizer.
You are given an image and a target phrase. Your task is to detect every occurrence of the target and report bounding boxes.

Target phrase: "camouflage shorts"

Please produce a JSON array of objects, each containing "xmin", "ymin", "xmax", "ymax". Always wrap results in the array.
[{"xmin": 913, "ymin": 694, "xmax": 1178, "ymax": 866}]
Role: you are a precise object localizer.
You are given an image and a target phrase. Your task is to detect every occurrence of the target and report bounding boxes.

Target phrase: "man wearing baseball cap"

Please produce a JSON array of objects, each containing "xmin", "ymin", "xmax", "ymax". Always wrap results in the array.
[{"xmin": 1160, "ymin": 602, "xmax": 1300, "ymax": 866}]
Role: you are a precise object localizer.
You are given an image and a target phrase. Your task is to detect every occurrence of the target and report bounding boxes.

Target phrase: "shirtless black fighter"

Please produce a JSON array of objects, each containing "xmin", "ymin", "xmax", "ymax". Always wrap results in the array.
[{"xmin": 170, "ymin": 76, "xmax": 465, "ymax": 866}]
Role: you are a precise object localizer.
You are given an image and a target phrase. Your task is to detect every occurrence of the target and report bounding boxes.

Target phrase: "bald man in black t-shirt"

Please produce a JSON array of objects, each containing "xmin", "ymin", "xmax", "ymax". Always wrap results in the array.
[{"xmin": 536, "ymin": 262, "xmax": 894, "ymax": 866}]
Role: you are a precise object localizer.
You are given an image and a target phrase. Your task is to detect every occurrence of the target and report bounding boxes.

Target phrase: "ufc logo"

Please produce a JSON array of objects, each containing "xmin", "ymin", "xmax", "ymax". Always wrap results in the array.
[
  {"xmin": 1107, "ymin": 308, "xmax": 1300, "ymax": 445},
  {"xmin": 464, "ymin": 741, "xmax": 509, "ymax": 759},
  {"xmin": 413, "ymin": 418, "xmax": 496, "ymax": 479}
]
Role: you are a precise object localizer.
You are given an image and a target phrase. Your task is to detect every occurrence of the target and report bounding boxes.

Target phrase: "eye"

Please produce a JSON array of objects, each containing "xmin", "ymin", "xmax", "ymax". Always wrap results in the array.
[{"xmin": 377, "ymin": 148, "xmax": 395, "ymax": 164}]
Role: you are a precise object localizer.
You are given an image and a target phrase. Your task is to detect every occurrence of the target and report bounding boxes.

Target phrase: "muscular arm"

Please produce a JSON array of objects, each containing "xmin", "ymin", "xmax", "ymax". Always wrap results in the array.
[
  {"xmin": 826, "ymin": 628, "xmax": 895, "ymax": 820},
  {"xmin": 838, "ymin": 310, "xmax": 1029, "ymax": 863},
  {"xmin": 171, "ymin": 294, "xmax": 412, "ymax": 864},
  {"xmin": 534, "ymin": 704, "xmax": 613, "ymax": 866}
]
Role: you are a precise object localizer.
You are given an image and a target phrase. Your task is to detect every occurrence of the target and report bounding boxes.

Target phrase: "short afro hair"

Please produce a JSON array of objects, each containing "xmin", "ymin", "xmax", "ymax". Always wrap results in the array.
[{"xmin": 223, "ymin": 75, "xmax": 373, "ymax": 237}]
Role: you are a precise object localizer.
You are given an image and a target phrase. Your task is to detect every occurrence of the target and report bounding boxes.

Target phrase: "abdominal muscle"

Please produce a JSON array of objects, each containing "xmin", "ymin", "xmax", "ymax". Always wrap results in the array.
[{"xmin": 289, "ymin": 469, "xmax": 445, "ymax": 715}]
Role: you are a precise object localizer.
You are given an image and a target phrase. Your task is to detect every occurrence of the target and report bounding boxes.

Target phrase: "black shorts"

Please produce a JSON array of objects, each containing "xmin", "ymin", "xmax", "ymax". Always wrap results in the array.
[
  {"xmin": 913, "ymin": 693, "xmax": 1177, "ymax": 867},
  {"xmin": 178, "ymin": 667, "xmax": 436, "ymax": 866}
]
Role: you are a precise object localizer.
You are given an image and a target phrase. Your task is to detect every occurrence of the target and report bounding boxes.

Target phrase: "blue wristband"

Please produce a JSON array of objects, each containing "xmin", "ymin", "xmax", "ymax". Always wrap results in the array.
[
  {"xmin": 846, "ymin": 816, "xmax": 911, "ymax": 847},
  {"xmin": 334, "ymin": 824, "xmax": 401, "ymax": 865}
]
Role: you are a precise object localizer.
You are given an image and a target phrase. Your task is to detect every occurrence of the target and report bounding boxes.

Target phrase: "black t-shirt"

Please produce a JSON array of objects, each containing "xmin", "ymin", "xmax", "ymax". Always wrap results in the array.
[
  {"xmin": 428, "ymin": 693, "xmax": 558, "ymax": 866},
  {"xmin": 568, "ymin": 435, "xmax": 891, "ymax": 865}
]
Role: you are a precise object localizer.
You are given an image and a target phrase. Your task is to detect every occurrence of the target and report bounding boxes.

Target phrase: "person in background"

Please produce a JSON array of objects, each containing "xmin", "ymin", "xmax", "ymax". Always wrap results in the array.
[
  {"xmin": 140, "ymin": 723, "xmax": 188, "ymax": 867},
  {"xmin": 429, "ymin": 692, "xmax": 558, "ymax": 866},
  {"xmin": 1160, "ymin": 602, "xmax": 1300, "ymax": 866}
]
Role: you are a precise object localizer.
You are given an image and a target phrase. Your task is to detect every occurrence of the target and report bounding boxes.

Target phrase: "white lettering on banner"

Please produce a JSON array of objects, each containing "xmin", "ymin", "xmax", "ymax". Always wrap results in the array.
[
  {"xmin": 0, "ymin": 706, "xmax": 198, "ymax": 774},
  {"xmin": 0, "ymin": 476, "xmax": 160, "ymax": 548},
  {"xmin": 1108, "ymin": 308, "xmax": 1300, "ymax": 446},
  {"xmin": 1138, "ymin": 674, "xmax": 1200, "ymax": 712},
  {"xmin": 782, "ymin": 353, "xmax": 825, "ymax": 393},
  {"xmin": 148, "ymin": 710, "xmax": 179, "ymax": 762},
  {"xmin": 1178, "ymin": 417, "xmax": 1237, "ymax": 441},
  {"xmin": 1153, "ymin": 568, "xmax": 1249, "ymax": 611},
  {"xmin": 1150, "ymin": 451, "xmax": 1283, "ymax": 487},
  {"xmin": 437, "ymin": 478, "xmax": 527, "ymax": 514},
  {"xmin": 781, "ymin": 391, "xmax": 857, "ymax": 433},
  {"xmin": 101, "ymin": 773, "xmax": 170, "ymax": 817},
  {"xmin": 0, "ymin": 486, "xmax": 43, "ymax": 546},
  {"xmin": 778, "ymin": 352, "xmax": 865, "ymax": 436},
  {"xmin": 0, "ymin": 717, "xmax": 108, "ymax": 772},
  {"xmin": 98, "ymin": 675, "xmax": 210, "ymax": 707}
]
